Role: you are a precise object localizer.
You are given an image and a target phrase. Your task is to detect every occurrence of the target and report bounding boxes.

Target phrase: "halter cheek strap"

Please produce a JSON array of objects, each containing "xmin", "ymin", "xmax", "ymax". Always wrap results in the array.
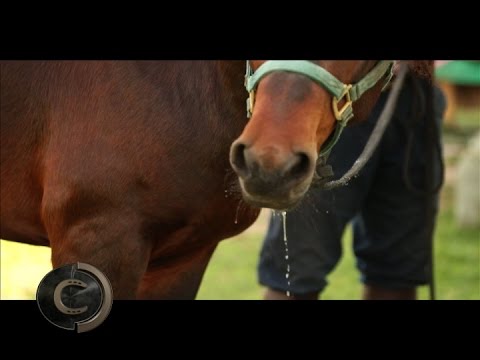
[{"xmin": 244, "ymin": 60, "xmax": 395, "ymax": 156}]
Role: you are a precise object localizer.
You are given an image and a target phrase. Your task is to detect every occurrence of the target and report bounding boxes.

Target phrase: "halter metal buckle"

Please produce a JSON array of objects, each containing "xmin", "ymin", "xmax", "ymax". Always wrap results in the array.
[
  {"xmin": 248, "ymin": 90, "xmax": 255, "ymax": 117},
  {"xmin": 332, "ymin": 84, "xmax": 353, "ymax": 121}
]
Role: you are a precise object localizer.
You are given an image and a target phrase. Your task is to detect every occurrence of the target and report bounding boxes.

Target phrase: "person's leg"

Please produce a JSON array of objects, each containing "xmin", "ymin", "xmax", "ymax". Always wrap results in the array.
[
  {"xmin": 259, "ymin": 205, "xmax": 346, "ymax": 300},
  {"xmin": 353, "ymin": 75, "xmax": 446, "ymax": 300},
  {"xmin": 258, "ymin": 100, "xmax": 384, "ymax": 300}
]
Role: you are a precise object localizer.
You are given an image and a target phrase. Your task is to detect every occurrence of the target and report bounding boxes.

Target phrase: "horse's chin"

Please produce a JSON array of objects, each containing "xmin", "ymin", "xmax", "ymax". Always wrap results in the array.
[
  {"xmin": 239, "ymin": 180, "xmax": 310, "ymax": 211},
  {"xmin": 242, "ymin": 197, "xmax": 301, "ymax": 211}
]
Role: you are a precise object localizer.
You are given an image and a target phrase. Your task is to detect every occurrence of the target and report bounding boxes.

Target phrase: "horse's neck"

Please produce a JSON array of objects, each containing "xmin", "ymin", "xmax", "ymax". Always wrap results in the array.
[
  {"xmin": 131, "ymin": 60, "xmax": 248, "ymax": 158},
  {"xmin": 212, "ymin": 60, "xmax": 249, "ymax": 130},
  {"xmin": 136, "ymin": 60, "xmax": 247, "ymax": 125},
  {"xmin": 193, "ymin": 60, "xmax": 247, "ymax": 113},
  {"xmin": 215, "ymin": 60, "xmax": 246, "ymax": 101},
  {"xmin": 170, "ymin": 60, "xmax": 248, "ymax": 135},
  {"xmin": 121, "ymin": 60, "xmax": 247, "ymax": 142}
]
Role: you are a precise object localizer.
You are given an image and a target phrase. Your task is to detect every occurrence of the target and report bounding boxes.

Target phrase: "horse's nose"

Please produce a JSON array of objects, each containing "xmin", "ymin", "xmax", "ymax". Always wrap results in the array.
[{"xmin": 230, "ymin": 141, "xmax": 314, "ymax": 183}]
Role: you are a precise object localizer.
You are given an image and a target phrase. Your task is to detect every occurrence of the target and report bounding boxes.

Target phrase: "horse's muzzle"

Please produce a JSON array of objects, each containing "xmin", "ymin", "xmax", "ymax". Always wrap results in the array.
[{"xmin": 229, "ymin": 140, "xmax": 315, "ymax": 209}]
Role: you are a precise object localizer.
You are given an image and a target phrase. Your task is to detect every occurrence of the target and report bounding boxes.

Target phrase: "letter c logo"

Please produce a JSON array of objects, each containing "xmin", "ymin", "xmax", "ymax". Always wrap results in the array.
[
  {"xmin": 37, "ymin": 263, "xmax": 113, "ymax": 333},
  {"xmin": 53, "ymin": 279, "xmax": 89, "ymax": 315}
]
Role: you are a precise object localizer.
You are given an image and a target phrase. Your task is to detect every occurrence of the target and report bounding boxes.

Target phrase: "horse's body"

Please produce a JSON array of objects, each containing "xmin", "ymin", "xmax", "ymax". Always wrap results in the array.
[
  {"xmin": 1, "ymin": 61, "xmax": 259, "ymax": 298},
  {"xmin": 1, "ymin": 60, "xmax": 430, "ymax": 299}
]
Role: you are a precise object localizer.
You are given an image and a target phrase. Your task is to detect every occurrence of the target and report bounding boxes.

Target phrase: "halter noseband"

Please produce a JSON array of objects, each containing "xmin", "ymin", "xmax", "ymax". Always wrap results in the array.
[{"xmin": 244, "ymin": 60, "xmax": 395, "ymax": 156}]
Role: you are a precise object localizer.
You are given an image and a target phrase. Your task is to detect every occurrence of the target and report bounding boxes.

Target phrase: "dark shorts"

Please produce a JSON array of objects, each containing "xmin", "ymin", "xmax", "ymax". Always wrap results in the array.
[{"xmin": 258, "ymin": 75, "xmax": 446, "ymax": 294}]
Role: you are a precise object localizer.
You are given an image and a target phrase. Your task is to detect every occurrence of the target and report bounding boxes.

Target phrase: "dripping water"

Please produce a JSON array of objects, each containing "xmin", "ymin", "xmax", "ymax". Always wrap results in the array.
[
  {"xmin": 282, "ymin": 211, "xmax": 291, "ymax": 297},
  {"xmin": 234, "ymin": 202, "xmax": 241, "ymax": 224}
]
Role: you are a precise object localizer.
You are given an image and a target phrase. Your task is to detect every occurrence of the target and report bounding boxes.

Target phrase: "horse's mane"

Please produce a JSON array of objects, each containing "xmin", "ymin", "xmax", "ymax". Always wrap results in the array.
[{"xmin": 404, "ymin": 60, "xmax": 434, "ymax": 80}]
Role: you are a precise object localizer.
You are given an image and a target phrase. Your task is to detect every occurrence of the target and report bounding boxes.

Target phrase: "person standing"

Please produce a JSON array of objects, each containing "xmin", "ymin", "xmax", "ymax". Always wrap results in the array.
[{"xmin": 258, "ymin": 67, "xmax": 446, "ymax": 300}]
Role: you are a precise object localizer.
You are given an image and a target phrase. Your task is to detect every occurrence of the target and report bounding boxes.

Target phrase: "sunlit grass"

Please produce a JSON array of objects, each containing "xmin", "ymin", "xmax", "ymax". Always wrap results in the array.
[{"xmin": 0, "ymin": 241, "xmax": 51, "ymax": 299}]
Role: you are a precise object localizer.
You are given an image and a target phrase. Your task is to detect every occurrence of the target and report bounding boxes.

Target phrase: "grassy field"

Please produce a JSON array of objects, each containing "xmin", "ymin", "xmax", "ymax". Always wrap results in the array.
[
  {"xmin": 197, "ymin": 208, "xmax": 480, "ymax": 300},
  {"xmin": 1, "ymin": 111, "xmax": 479, "ymax": 300}
]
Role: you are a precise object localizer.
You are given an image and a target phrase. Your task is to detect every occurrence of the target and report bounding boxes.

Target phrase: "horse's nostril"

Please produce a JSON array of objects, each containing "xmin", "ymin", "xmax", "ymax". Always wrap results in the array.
[
  {"xmin": 231, "ymin": 143, "xmax": 313, "ymax": 183},
  {"xmin": 285, "ymin": 152, "xmax": 311, "ymax": 180},
  {"xmin": 230, "ymin": 142, "xmax": 249, "ymax": 177}
]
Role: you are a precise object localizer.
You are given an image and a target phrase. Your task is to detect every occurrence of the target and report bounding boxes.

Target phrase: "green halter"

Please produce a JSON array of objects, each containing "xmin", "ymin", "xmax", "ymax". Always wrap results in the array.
[{"xmin": 244, "ymin": 60, "xmax": 395, "ymax": 156}]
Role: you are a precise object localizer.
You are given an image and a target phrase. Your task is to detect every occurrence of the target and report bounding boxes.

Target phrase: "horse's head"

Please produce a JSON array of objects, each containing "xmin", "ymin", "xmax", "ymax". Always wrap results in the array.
[{"xmin": 229, "ymin": 60, "xmax": 396, "ymax": 210}]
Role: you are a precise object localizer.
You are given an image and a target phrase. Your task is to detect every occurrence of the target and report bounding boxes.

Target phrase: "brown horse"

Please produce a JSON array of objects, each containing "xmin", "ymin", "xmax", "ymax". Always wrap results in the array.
[{"xmin": 0, "ymin": 60, "xmax": 430, "ymax": 299}]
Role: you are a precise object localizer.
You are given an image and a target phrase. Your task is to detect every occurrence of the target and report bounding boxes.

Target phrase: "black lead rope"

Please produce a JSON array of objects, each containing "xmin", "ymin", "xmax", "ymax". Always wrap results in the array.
[
  {"xmin": 403, "ymin": 74, "xmax": 445, "ymax": 196},
  {"xmin": 317, "ymin": 63, "xmax": 409, "ymax": 190},
  {"xmin": 397, "ymin": 73, "xmax": 444, "ymax": 300}
]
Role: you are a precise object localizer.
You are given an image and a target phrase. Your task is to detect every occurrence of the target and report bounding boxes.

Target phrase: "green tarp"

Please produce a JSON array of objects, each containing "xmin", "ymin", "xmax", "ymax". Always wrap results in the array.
[{"xmin": 435, "ymin": 61, "xmax": 480, "ymax": 86}]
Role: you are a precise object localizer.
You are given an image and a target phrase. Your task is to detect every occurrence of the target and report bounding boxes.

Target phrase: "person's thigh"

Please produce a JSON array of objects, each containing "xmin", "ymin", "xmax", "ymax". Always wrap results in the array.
[{"xmin": 353, "ymin": 78, "xmax": 446, "ymax": 289}]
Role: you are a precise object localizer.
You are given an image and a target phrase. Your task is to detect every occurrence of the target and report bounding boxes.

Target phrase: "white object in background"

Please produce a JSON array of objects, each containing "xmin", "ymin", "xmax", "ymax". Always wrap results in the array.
[{"xmin": 455, "ymin": 131, "xmax": 480, "ymax": 227}]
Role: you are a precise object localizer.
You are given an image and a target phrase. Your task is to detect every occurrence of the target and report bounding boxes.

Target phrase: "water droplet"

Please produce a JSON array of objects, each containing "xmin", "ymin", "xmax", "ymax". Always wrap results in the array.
[
  {"xmin": 234, "ymin": 202, "xmax": 241, "ymax": 224},
  {"xmin": 282, "ymin": 211, "xmax": 291, "ymax": 299}
]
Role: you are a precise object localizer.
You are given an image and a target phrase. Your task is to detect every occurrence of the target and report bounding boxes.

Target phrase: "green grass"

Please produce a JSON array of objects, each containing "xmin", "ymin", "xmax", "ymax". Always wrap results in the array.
[
  {"xmin": 455, "ymin": 108, "xmax": 480, "ymax": 129},
  {"xmin": 196, "ymin": 208, "xmax": 480, "ymax": 300},
  {"xmin": 197, "ymin": 231, "xmax": 264, "ymax": 300},
  {"xmin": 0, "ymin": 241, "xmax": 51, "ymax": 299}
]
